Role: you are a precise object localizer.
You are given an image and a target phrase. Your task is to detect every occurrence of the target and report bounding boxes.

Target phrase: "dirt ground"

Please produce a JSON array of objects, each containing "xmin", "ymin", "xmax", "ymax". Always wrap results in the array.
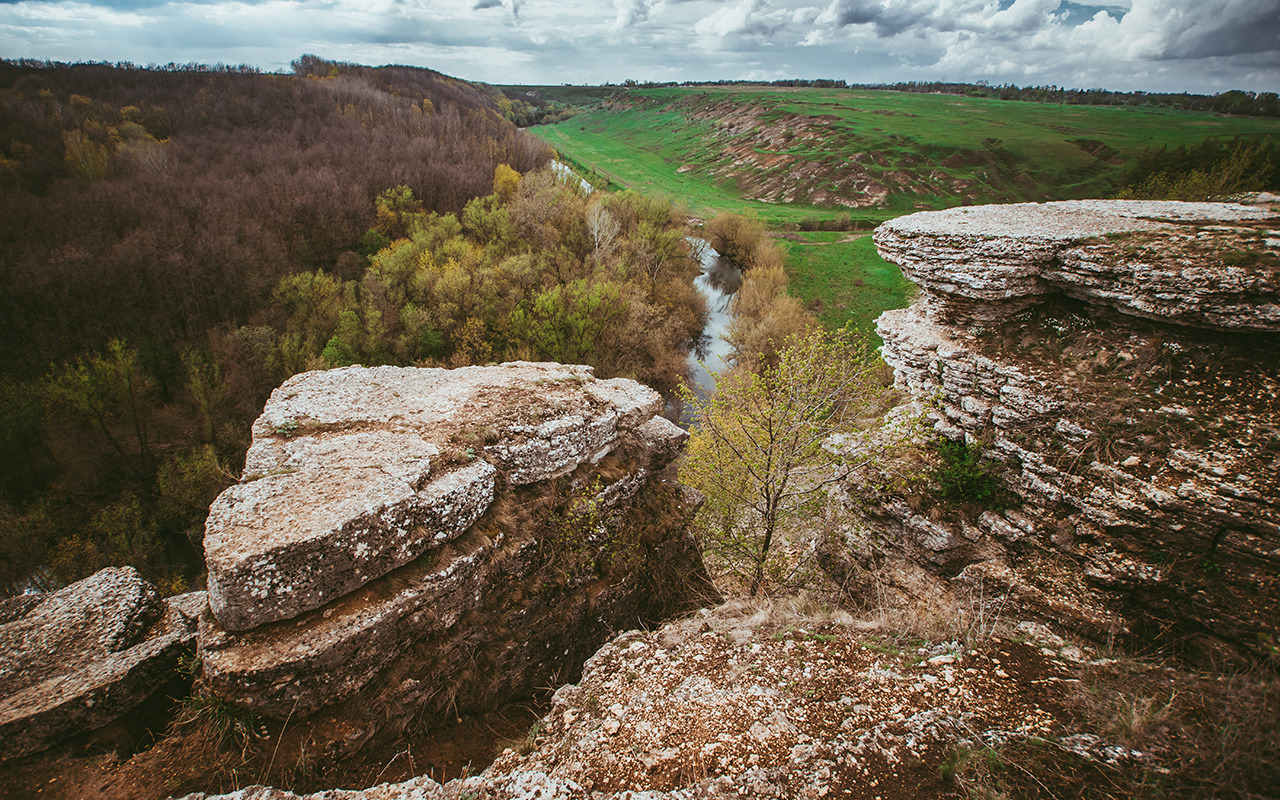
[{"xmin": 3, "ymin": 690, "xmax": 545, "ymax": 800}]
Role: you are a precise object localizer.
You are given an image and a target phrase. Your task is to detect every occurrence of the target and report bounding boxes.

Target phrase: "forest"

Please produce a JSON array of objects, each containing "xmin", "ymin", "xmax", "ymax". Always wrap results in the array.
[{"xmin": 0, "ymin": 58, "xmax": 721, "ymax": 597}]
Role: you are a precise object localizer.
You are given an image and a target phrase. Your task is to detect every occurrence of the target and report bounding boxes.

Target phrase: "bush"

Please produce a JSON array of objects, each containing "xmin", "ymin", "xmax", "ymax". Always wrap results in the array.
[{"xmin": 931, "ymin": 438, "xmax": 1001, "ymax": 506}]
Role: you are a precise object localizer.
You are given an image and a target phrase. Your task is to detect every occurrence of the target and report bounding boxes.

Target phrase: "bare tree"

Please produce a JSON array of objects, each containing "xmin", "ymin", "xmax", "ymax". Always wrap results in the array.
[{"xmin": 586, "ymin": 197, "xmax": 620, "ymax": 264}]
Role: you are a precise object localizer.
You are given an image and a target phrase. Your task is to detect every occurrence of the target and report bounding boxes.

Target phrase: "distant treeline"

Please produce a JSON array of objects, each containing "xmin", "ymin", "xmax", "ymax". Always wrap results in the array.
[
  {"xmin": 619, "ymin": 78, "xmax": 850, "ymax": 90},
  {"xmin": 606, "ymin": 77, "xmax": 1280, "ymax": 118},
  {"xmin": 846, "ymin": 81, "xmax": 1280, "ymax": 118}
]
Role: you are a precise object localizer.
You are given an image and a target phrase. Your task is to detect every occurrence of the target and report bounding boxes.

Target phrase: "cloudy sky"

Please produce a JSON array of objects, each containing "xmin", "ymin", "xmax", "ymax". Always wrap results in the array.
[{"xmin": 1, "ymin": 0, "xmax": 1277, "ymax": 93}]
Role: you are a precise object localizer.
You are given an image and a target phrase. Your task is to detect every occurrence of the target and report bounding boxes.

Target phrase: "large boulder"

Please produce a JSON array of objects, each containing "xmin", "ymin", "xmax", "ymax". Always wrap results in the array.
[
  {"xmin": 864, "ymin": 199, "xmax": 1280, "ymax": 661},
  {"xmin": 199, "ymin": 362, "xmax": 714, "ymax": 729},
  {"xmin": 205, "ymin": 363, "xmax": 666, "ymax": 632},
  {"xmin": 0, "ymin": 568, "xmax": 202, "ymax": 760}
]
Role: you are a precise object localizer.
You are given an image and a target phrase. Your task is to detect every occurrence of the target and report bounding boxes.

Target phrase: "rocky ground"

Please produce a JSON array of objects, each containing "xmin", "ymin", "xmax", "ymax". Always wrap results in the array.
[
  {"xmin": 7, "ymin": 595, "xmax": 1277, "ymax": 800},
  {"xmin": 160, "ymin": 598, "xmax": 1249, "ymax": 800}
]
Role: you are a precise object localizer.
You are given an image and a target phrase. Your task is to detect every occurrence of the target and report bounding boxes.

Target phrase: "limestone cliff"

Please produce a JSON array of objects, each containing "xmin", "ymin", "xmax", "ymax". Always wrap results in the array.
[
  {"xmin": 862, "ymin": 199, "xmax": 1279, "ymax": 661},
  {"xmin": 198, "ymin": 362, "xmax": 715, "ymax": 742}
]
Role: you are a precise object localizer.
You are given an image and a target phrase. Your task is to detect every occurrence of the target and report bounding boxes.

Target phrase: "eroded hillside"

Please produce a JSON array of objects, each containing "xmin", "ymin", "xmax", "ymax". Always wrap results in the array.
[{"xmin": 536, "ymin": 87, "xmax": 1280, "ymax": 223}]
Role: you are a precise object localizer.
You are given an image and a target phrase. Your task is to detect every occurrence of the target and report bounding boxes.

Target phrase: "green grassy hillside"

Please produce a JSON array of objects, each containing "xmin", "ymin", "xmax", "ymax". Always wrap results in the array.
[
  {"xmin": 537, "ymin": 86, "xmax": 1280, "ymax": 225},
  {"xmin": 534, "ymin": 86, "xmax": 1280, "ymax": 335}
]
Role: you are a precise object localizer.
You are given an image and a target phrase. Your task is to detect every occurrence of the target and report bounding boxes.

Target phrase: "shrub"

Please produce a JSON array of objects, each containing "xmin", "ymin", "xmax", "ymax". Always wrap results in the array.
[{"xmin": 931, "ymin": 438, "xmax": 1001, "ymax": 506}]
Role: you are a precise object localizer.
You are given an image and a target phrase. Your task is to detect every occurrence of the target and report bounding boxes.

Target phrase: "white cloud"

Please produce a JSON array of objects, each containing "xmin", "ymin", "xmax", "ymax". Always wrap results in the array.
[
  {"xmin": 694, "ymin": 0, "xmax": 787, "ymax": 38},
  {"xmin": 0, "ymin": 0, "xmax": 1274, "ymax": 91}
]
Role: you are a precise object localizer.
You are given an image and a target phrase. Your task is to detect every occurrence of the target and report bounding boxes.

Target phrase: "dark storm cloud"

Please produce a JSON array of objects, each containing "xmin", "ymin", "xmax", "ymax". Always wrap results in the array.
[{"xmin": 1155, "ymin": 0, "xmax": 1280, "ymax": 58}]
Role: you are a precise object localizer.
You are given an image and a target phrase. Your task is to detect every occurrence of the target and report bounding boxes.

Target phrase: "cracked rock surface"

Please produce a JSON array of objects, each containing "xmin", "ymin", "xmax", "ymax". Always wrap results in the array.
[
  {"xmin": 199, "ymin": 362, "xmax": 712, "ymax": 728},
  {"xmin": 0, "ymin": 568, "xmax": 203, "ymax": 760},
  {"xmin": 205, "ymin": 363, "xmax": 662, "ymax": 632},
  {"xmin": 866, "ymin": 199, "xmax": 1280, "ymax": 660}
]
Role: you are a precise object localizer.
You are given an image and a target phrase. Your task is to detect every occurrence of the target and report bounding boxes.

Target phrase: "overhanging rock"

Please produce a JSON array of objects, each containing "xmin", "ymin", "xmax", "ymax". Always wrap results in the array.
[
  {"xmin": 874, "ymin": 199, "xmax": 1280, "ymax": 329},
  {"xmin": 199, "ymin": 362, "xmax": 713, "ymax": 723}
]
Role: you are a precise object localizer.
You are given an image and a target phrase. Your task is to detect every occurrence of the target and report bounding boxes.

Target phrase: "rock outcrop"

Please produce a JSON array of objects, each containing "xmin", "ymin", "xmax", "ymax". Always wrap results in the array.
[
  {"xmin": 874, "ymin": 199, "xmax": 1279, "ymax": 329},
  {"xmin": 0, "ymin": 568, "xmax": 203, "ymax": 760},
  {"xmin": 199, "ymin": 363, "xmax": 714, "ymax": 735},
  {"xmin": 865, "ymin": 199, "xmax": 1280, "ymax": 661}
]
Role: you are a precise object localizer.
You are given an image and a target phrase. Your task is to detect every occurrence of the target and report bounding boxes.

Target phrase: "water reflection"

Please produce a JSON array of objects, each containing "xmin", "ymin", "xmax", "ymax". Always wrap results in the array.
[{"xmin": 684, "ymin": 237, "xmax": 742, "ymax": 422}]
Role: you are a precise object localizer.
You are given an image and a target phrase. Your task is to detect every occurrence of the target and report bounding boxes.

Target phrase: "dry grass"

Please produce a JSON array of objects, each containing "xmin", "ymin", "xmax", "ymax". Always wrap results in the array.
[
  {"xmin": 946, "ymin": 653, "xmax": 1280, "ymax": 800},
  {"xmin": 1069, "ymin": 660, "xmax": 1280, "ymax": 799}
]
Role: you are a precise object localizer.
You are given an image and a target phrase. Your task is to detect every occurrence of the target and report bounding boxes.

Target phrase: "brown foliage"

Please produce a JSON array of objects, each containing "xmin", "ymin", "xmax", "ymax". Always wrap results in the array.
[{"xmin": 723, "ymin": 263, "xmax": 814, "ymax": 371}]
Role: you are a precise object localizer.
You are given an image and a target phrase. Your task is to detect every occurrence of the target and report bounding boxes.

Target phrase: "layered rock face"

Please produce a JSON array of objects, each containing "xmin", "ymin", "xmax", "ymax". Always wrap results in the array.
[
  {"xmin": 875, "ymin": 199, "xmax": 1279, "ymax": 329},
  {"xmin": 0, "ymin": 568, "xmax": 203, "ymax": 760},
  {"xmin": 199, "ymin": 363, "xmax": 713, "ymax": 728},
  {"xmin": 867, "ymin": 199, "xmax": 1280, "ymax": 660}
]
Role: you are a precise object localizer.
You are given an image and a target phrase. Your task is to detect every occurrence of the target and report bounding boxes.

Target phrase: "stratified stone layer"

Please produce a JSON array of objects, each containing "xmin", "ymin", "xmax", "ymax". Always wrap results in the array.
[
  {"xmin": 0, "ymin": 568, "xmax": 202, "ymax": 760},
  {"xmin": 205, "ymin": 363, "xmax": 663, "ymax": 631},
  {"xmin": 865, "ymin": 199, "xmax": 1280, "ymax": 659},
  {"xmin": 199, "ymin": 362, "xmax": 713, "ymax": 722},
  {"xmin": 874, "ymin": 199, "xmax": 1279, "ymax": 329}
]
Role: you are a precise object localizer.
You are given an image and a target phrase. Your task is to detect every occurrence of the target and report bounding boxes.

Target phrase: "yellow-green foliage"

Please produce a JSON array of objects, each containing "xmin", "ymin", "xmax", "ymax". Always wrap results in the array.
[
  {"xmin": 680, "ymin": 328, "xmax": 903, "ymax": 596},
  {"xmin": 270, "ymin": 168, "xmax": 706, "ymax": 396}
]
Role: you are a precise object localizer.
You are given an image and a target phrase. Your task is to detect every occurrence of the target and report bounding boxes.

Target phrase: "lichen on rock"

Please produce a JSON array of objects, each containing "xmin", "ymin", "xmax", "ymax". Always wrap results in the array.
[{"xmin": 198, "ymin": 362, "xmax": 715, "ymax": 730}]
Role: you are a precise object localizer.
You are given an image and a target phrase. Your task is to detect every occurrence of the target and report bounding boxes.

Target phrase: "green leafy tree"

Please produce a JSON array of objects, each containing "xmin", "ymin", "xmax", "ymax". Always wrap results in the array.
[
  {"xmin": 156, "ymin": 445, "xmax": 234, "ymax": 545},
  {"xmin": 462, "ymin": 194, "xmax": 516, "ymax": 253},
  {"xmin": 62, "ymin": 128, "xmax": 108, "ymax": 181},
  {"xmin": 679, "ymin": 328, "xmax": 908, "ymax": 596},
  {"xmin": 47, "ymin": 339, "xmax": 157, "ymax": 479},
  {"xmin": 511, "ymin": 279, "xmax": 627, "ymax": 365}
]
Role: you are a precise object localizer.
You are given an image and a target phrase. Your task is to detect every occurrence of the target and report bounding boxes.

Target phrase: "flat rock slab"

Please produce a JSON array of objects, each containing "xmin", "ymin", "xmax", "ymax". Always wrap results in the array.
[
  {"xmin": 874, "ymin": 199, "xmax": 1280, "ymax": 329},
  {"xmin": 205, "ymin": 363, "xmax": 664, "ymax": 631},
  {"xmin": 0, "ymin": 568, "xmax": 203, "ymax": 760}
]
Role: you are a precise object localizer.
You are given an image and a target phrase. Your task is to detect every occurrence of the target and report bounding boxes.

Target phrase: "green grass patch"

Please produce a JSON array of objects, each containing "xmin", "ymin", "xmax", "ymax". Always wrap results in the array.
[{"xmin": 776, "ymin": 233, "xmax": 913, "ymax": 340}]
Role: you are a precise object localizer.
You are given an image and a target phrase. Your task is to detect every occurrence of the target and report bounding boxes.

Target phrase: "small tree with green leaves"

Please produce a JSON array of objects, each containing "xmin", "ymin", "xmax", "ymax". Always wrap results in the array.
[
  {"xmin": 679, "ymin": 328, "xmax": 908, "ymax": 595},
  {"xmin": 47, "ymin": 339, "xmax": 157, "ymax": 479}
]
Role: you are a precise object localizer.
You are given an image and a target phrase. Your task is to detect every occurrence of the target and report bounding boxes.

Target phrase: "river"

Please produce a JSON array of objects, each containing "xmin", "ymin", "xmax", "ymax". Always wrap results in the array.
[
  {"xmin": 684, "ymin": 236, "xmax": 741, "ymax": 420},
  {"xmin": 549, "ymin": 162, "xmax": 739, "ymax": 417}
]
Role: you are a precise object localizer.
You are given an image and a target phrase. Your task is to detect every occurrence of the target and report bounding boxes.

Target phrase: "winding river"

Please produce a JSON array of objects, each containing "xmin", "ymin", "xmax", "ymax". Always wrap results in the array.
[
  {"xmin": 550, "ymin": 161, "xmax": 739, "ymax": 418},
  {"xmin": 684, "ymin": 236, "xmax": 741, "ymax": 420}
]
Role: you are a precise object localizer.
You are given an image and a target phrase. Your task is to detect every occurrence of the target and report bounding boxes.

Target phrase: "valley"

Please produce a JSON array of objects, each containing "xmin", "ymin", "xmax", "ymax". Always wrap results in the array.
[{"xmin": 532, "ymin": 85, "xmax": 1280, "ymax": 332}]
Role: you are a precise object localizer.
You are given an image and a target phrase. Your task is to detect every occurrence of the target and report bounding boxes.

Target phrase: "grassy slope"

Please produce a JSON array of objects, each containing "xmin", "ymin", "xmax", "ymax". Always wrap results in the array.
[
  {"xmin": 533, "ymin": 86, "xmax": 1280, "ymax": 335},
  {"xmin": 777, "ymin": 233, "xmax": 915, "ymax": 338}
]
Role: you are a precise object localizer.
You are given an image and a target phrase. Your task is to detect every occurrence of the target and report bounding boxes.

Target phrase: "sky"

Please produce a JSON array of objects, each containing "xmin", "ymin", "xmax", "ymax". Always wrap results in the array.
[{"xmin": 1, "ymin": 0, "xmax": 1277, "ymax": 94}]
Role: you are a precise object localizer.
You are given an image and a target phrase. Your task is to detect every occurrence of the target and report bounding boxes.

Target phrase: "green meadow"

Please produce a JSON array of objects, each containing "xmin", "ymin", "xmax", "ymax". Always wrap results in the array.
[
  {"xmin": 776, "ymin": 232, "xmax": 915, "ymax": 340},
  {"xmin": 534, "ymin": 86, "xmax": 1280, "ymax": 334}
]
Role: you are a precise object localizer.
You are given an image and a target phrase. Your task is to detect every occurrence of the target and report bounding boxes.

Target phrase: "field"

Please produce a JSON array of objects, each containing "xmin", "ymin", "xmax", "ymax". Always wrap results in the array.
[
  {"xmin": 533, "ymin": 85, "xmax": 1280, "ymax": 331},
  {"xmin": 776, "ymin": 232, "xmax": 915, "ymax": 340}
]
